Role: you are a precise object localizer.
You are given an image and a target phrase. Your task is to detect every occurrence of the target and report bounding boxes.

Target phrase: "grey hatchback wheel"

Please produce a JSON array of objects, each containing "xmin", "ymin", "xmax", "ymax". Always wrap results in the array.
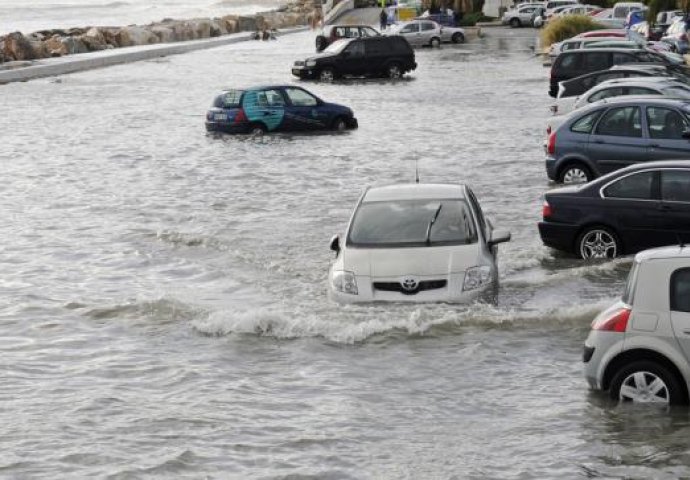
[
  {"xmin": 510, "ymin": 18, "xmax": 521, "ymax": 27},
  {"xmin": 560, "ymin": 163, "xmax": 591, "ymax": 184},
  {"xmin": 610, "ymin": 361, "xmax": 685, "ymax": 405},
  {"xmin": 577, "ymin": 227, "xmax": 619, "ymax": 259},
  {"xmin": 451, "ymin": 32, "xmax": 465, "ymax": 43}
]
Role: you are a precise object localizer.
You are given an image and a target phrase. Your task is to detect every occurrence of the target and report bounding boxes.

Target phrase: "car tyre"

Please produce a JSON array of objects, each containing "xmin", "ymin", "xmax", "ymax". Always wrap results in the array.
[
  {"xmin": 386, "ymin": 62, "xmax": 403, "ymax": 79},
  {"xmin": 609, "ymin": 360, "xmax": 685, "ymax": 405},
  {"xmin": 319, "ymin": 67, "xmax": 336, "ymax": 82},
  {"xmin": 576, "ymin": 226, "xmax": 620, "ymax": 259},
  {"xmin": 249, "ymin": 123, "xmax": 267, "ymax": 136},
  {"xmin": 451, "ymin": 32, "xmax": 465, "ymax": 43},
  {"xmin": 559, "ymin": 162, "xmax": 592, "ymax": 184},
  {"xmin": 430, "ymin": 37, "xmax": 441, "ymax": 48},
  {"xmin": 510, "ymin": 18, "xmax": 521, "ymax": 28},
  {"xmin": 332, "ymin": 117, "xmax": 348, "ymax": 132}
]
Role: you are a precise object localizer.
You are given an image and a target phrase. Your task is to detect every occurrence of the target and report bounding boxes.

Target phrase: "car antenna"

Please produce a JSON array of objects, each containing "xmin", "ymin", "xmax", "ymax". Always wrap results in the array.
[{"xmin": 415, "ymin": 159, "xmax": 419, "ymax": 184}]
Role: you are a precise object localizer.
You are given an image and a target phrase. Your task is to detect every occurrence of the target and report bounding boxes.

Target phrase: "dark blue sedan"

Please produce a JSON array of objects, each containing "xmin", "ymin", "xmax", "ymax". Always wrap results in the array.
[{"xmin": 205, "ymin": 85, "xmax": 358, "ymax": 134}]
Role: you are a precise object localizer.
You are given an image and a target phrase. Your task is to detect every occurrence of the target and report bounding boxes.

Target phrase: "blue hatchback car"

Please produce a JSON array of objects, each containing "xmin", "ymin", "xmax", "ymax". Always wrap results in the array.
[{"xmin": 205, "ymin": 85, "xmax": 358, "ymax": 134}]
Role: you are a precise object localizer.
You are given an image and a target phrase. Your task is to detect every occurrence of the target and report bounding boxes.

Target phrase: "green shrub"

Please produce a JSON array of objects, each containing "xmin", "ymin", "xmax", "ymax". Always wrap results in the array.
[
  {"xmin": 540, "ymin": 15, "xmax": 607, "ymax": 47},
  {"xmin": 458, "ymin": 12, "xmax": 495, "ymax": 26}
]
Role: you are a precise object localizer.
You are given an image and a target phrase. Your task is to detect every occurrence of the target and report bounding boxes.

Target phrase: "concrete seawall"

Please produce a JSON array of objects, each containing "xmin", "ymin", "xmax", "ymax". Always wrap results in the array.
[{"xmin": 0, "ymin": 27, "xmax": 307, "ymax": 85}]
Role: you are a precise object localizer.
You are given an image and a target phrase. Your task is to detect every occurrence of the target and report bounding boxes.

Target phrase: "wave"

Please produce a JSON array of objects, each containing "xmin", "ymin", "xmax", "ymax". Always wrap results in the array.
[{"xmin": 191, "ymin": 299, "xmax": 613, "ymax": 344}]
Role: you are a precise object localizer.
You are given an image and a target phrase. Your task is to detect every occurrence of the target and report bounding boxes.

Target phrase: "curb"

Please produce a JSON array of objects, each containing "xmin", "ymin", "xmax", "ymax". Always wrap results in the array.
[{"xmin": 0, "ymin": 26, "xmax": 308, "ymax": 85}]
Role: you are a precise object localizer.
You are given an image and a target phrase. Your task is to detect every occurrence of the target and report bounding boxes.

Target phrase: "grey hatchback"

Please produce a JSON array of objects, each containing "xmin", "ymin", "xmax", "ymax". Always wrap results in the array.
[{"xmin": 545, "ymin": 97, "xmax": 690, "ymax": 183}]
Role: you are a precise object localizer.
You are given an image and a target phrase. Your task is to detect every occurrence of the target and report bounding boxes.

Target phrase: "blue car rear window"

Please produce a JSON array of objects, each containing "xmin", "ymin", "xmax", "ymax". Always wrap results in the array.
[{"xmin": 213, "ymin": 90, "xmax": 244, "ymax": 108}]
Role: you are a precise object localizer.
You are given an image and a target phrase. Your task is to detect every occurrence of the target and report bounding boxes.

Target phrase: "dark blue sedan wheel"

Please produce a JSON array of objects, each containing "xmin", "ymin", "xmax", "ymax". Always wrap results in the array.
[{"xmin": 577, "ymin": 226, "xmax": 620, "ymax": 259}]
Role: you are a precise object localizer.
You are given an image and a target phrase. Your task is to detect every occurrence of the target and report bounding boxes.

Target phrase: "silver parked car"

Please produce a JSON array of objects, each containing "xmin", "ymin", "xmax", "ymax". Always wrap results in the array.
[
  {"xmin": 502, "ymin": 3, "xmax": 543, "ymax": 27},
  {"xmin": 389, "ymin": 19, "xmax": 442, "ymax": 47},
  {"xmin": 584, "ymin": 245, "xmax": 690, "ymax": 404}
]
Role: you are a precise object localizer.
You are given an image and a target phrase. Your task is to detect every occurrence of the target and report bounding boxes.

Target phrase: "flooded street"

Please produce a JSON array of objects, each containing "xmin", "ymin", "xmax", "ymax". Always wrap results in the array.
[{"xmin": 3, "ymin": 27, "xmax": 690, "ymax": 478}]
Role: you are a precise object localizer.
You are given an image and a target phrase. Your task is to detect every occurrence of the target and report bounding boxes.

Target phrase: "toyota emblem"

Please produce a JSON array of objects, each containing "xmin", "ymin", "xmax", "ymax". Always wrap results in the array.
[{"xmin": 401, "ymin": 277, "xmax": 418, "ymax": 292}]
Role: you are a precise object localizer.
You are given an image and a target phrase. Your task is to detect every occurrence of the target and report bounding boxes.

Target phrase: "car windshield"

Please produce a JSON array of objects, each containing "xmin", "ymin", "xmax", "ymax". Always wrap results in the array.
[
  {"xmin": 348, "ymin": 199, "xmax": 478, "ymax": 247},
  {"xmin": 324, "ymin": 39, "xmax": 351, "ymax": 54}
]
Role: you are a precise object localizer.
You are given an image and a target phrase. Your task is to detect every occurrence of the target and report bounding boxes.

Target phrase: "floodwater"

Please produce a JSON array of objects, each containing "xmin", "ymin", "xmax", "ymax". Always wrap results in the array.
[{"xmin": 2, "ymin": 27, "xmax": 690, "ymax": 479}]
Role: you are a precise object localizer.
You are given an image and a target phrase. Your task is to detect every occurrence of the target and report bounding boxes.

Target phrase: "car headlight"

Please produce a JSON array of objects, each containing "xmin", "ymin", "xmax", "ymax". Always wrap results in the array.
[
  {"xmin": 306, "ymin": 59, "xmax": 317, "ymax": 67},
  {"xmin": 332, "ymin": 270, "xmax": 358, "ymax": 295},
  {"xmin": 463, "ymin": 266, "xmax": 492, "ymax": 291}
]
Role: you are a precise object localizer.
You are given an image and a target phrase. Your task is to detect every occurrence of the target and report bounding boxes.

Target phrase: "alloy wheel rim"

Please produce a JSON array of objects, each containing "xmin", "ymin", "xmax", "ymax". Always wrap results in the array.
[
  {"xmin": 389, "ymin": 66, "xmax": 401, "ymax": 78},
  {"xmin": 619, "ymin": 371, "xmax": 670, "ymax": 404},
  {"xmin": 580, "ymin": 230, "xmax": 617, "ymax": 259},
  {"xmin": 563, "ymin": 167, "xmax": 588, "ymax": 184},
  {"xmin": 336, "ymin": 120, "xmax": 346, "ymax": 131}
]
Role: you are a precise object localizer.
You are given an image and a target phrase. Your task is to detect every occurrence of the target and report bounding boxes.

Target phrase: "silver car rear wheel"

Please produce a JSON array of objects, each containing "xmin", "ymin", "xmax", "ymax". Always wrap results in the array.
[
  {"xmin": 610, "ymin": 361, "xmax": 685, "ymax": 405},
  {"xmin": 619, "ymin": 371, "xmax": 670, "ymax": 404},
  {"xmin": 577, "ymin": 227, "xmax": 619, "ymax": 259}
]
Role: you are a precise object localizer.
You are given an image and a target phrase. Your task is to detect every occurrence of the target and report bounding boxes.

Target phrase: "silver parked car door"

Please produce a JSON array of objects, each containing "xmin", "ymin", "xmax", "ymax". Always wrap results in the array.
[
  {"xmin": 397, "ymin": 22, "xmax": 422, "ymax": 46},
  {"xmin": 588, "ymin": 105, "xmax": 651, "ymax": 173}
]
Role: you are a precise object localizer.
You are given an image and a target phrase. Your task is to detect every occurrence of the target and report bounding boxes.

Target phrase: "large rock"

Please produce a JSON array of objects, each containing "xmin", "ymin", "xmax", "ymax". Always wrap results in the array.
[
  {"xmin": 221, "ymin": 15, "xmax": 239, "ymax": 33},
  {"xmin": 210, "ymin": 18, "xmax": 226, "ymax": 37},
  {"xmin": 189, "ymin": 18, "xmax": 212, "ymax": 38},
  {"xmin": 3, "ymin": 32, "xmax": 36, "ymax": 61},
  {"xmin": 43, "ymin": 35, "xmax": 68, "ymax": 56},
  {"xmin": 150, "ymin": 25, "xmax": 175, "ymax": 43},
  {"xmin": 170, "ymin": 21, "xmax": 196, "ymax": 41},
  {"xmin": 116, "ymin": 26, "xmax": 159, "ymax": 47},
  {"xmin": 80, "ymin": 27, "xmax": 107, "ymax": 51},
  {"xmin": 237, "ymin": 16, "xmax": 258, "ymax": 32},
  {"xmin": 62, "ymin": 36, "xmax": 88, "ymax": 54}
]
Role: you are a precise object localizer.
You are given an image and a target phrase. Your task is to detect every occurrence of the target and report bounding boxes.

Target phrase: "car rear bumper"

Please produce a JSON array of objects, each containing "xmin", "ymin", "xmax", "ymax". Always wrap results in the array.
[
  {"xmin": 538, "ymin": 221, "xmax": 579, "ymax": 252},
  {"xmin": 347, "ymin": 117, "xmax": 358, "ymax": 129},
  {"xmin": 545, "ymin": 156, "xmax": 557, "ymax": 180}
]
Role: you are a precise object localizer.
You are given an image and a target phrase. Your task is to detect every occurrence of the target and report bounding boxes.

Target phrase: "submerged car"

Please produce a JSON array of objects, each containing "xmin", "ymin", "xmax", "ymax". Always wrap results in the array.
[
  {"xmin": 539, "ymin": 160, "xmax": 690, "ymax": 259},
  {"xmin": 584, "ymin": 245, "xmax": 690, "ymax": 404},
  {"xmin": 205, "ymin": 85, "xmax": 357, "ymax": 134},
  {"xmin": 328, "ymin": 183, "xmax": 511, "ymax": 303}
]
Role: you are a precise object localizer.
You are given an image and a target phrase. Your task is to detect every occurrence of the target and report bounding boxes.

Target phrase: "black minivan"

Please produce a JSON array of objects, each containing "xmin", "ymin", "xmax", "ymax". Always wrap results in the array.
[
  {"xmin": 549, "ymin": 48, "xmax": 673, "ymax": 97},
  {"xmin": 292, "ymin": 36, "xmax": 417, "ymax": 81}
]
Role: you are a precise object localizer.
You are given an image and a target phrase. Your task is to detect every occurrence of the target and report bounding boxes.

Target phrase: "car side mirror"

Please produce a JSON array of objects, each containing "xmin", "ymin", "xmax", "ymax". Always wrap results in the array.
[
  {"xmin": 488, "ymin": 229, "xmax": 511, "ymax": 247},
  {"xmin": 330, "ymin": 234, "xmax": 340, "ymax": 254},
  {"xmin": 683, "ymin": 129, "xmax": 690, "ymax": 139}
]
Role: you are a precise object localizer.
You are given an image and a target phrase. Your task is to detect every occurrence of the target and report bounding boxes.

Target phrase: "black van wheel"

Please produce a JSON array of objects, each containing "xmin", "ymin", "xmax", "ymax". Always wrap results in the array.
[
  {"xmin": 386, "ymin": 62, "xmax": 402, "ymax": 79},
  {"xmin": 319, "ymin": 67, "xmax": 336, "ymax": 82}
]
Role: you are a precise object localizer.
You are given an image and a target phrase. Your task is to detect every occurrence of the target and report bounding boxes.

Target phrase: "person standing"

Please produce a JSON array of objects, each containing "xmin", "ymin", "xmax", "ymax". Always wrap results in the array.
[{"xmin": 380, "ymin": 8, "xmax": 388, "ymax": 30}]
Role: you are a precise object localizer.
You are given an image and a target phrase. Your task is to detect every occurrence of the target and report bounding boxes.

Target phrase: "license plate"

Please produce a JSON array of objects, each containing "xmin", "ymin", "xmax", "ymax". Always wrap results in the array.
[{"xmin": 214, "ymin": 113, "xmax": 228, "ymax": 121}]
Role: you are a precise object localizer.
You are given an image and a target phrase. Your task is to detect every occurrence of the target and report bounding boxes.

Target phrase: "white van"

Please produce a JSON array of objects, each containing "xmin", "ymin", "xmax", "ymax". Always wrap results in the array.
[
  {"xmin": 544, "ymin": 0, "xmax": 578, "ymax": 17},
  {"xmin": 612, "ymin": 1, "xmax": 644, "ymax": 19}
]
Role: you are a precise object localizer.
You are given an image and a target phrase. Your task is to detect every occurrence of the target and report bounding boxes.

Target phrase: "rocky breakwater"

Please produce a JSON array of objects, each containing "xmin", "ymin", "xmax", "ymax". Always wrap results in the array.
[{"xmin": 0, "ymin": 0, "xmax": 320, "ymax": 64}]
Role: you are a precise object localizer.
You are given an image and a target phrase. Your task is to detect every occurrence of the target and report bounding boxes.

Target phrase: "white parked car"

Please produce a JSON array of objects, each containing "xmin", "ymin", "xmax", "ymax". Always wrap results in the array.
[
  {"xmin": 584, "ymin": 245, "xmax": 690, "ymax": 404},
  {"xmin": 502, "ymin": 3, "xmax": 543, "ymax": 27},
  {"xmin": 327, "ymin": 183, "xmax": 511, "ymax": 303},
  {"xmin": 388, "ymin": 19, "xmax": 442, "ymax": 47}
]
